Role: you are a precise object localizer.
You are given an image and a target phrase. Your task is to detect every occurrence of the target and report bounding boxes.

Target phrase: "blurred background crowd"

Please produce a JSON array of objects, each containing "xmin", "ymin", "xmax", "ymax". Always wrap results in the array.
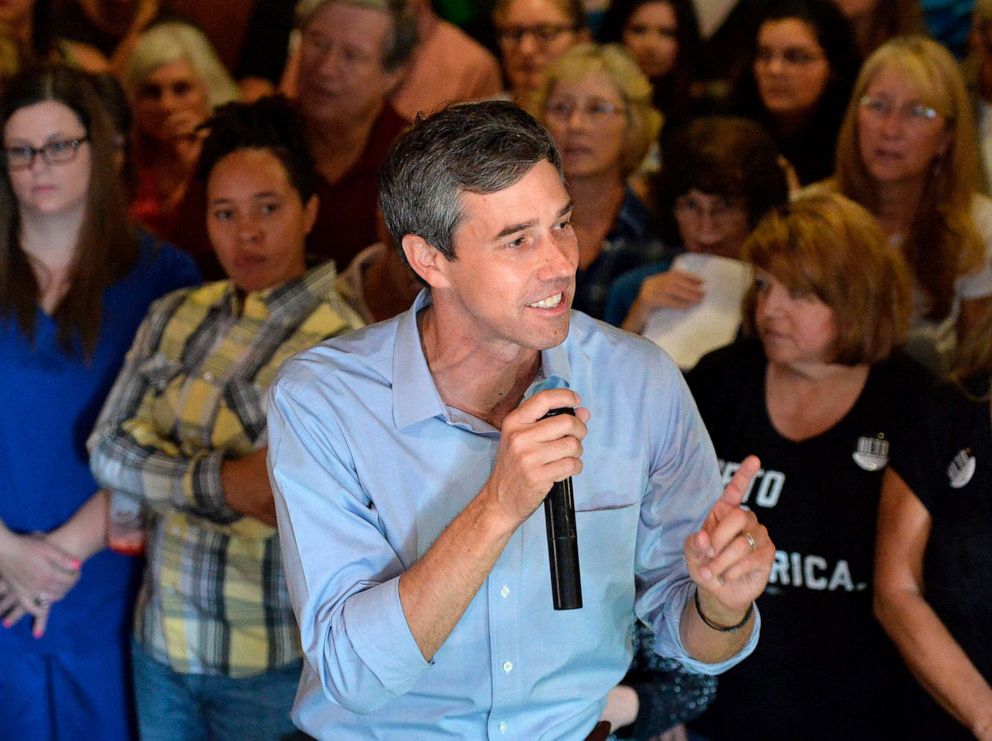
[{"xmin": 3, "ymin": 0, "xmax": 992, "ymax": 739}]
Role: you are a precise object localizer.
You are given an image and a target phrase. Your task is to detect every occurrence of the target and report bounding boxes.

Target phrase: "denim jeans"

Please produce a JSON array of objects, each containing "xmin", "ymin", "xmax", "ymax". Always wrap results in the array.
[{"xmin": 131, "ymin": 640, "xmax": 302, "ymax": 741}]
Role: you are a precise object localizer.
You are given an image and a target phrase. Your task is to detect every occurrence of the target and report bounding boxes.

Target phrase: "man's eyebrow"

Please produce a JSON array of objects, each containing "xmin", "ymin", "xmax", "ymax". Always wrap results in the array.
[{"xmin": 492, "ymin": 201, "xmax": 574, "ymax": 241}]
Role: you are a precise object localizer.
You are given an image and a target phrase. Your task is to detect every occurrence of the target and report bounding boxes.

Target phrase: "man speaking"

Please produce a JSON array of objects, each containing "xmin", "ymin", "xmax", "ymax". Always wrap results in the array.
[{"xmin": 267, "ymin": 100, "xmax": 774, "ymax": 739}]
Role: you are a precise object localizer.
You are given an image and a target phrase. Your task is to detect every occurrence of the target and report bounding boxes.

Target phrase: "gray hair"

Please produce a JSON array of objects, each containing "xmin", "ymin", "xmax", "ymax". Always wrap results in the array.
[
  {"xmin": 379, "ymin": 100, "xmax": 563, "ymax": 260},
  {"xmin": 122, "ymin": 22, "xmax": 240, "ymax": 109},
  {"xmin": 294, "ymin": 0, "xmax": 418, "ymax": 71}
]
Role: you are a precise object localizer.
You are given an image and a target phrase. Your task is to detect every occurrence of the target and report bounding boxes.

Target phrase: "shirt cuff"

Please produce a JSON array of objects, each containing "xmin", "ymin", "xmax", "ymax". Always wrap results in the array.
[
  {"xmin": 663, "ymin": 581, "xmax": 761, "ymax": 675},
  {"xmin": 185, "ymin": 451, "xmax": 241, "ymax": 523},
  {"xmin": 344, "ymin": 577, "xmax": 432, "ymax": 695}
]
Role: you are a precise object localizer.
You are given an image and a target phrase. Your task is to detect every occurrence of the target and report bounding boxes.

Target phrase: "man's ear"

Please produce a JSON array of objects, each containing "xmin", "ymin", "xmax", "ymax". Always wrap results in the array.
[{"xmin": 401, "ymin": 234, "xmax": 449, "ymax": 288}]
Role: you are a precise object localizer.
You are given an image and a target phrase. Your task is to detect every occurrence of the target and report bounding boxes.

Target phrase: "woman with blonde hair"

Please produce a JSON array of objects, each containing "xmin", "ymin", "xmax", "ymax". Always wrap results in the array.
[
  {"xmin": 122, "ymin": 22, "xmax": 238, "ymax": 263},
  {"xmin": 531, "ymin": 42, "xmax": 663, "ymax": 318},
  {"xmin": 687, "ymin": 192, "xmax": 933, "ymax": 739},
  {"xmin": 875, "ymin": 302, "xmax": 992, "ymax": 740},
  {"xmin": 829, "ymin": 34, "xmax": 992, "ymax": 374}
]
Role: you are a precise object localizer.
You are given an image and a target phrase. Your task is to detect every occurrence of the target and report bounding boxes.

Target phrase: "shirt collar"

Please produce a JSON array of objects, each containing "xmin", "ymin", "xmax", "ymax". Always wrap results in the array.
[
  {"xmin": 220, "ymin": 261, "xmax": 338, "ymax": 324},
  {"xmin": 391, "ymin": 290, "xmax": 576, "ymax": 429},
  {"xmin": 393, "ymin": 290, "xmax": 447, "ymax": 429}
]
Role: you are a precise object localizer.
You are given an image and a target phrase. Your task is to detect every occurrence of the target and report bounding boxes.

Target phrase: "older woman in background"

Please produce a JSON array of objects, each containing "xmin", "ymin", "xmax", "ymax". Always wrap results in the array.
[
  {"xmin": 828, "ymin": 34, "xmax": 992, "ymax": 374},
  {"xmin": 730, "ymin": 0, "xmax": 860, "ymax": 185},
  {"xmin": 0, "ymin": 64, "xmax": 199, "ymax": 741},
  {"xmin": 493, "ymin": 0, "xmax": 588, "ymax": 106},
  {"xmin": 531, "ymin": 42, "xmax": 662, "ymax": 319},
  {"xmin": 122, "ymin": 22, "xmax": 238, "ymax": 256},
  {"xmin": 687, "ymin": 193, "xmax": 933, "ymax": 740},
  {"xmin": 875, "ymin": 305, "xmax": 992, "ymax": 740}
]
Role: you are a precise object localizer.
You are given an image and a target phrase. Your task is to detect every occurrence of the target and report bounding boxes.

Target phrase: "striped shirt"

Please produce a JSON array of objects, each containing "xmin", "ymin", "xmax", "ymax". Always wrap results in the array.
[{"xmin": 89, "ymin": 262, "xmax": 362, "ymax": 676}]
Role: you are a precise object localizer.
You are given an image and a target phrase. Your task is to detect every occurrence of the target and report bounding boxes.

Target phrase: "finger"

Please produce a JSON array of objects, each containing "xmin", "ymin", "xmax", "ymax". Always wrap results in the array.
[
  {"xmin": 516, "ymin": 388, "xmax": 582, "ymax": 422},
  {"xmin": 719, "ymin": 455, "xmax": 760, "ymax": 507},
  {"xmin": 683, "ymin": 528, "xmax": 714, "ymax": 565},
  {"xmin": 2, "ymin": 604, "xmax": 26, "ymax": 629},
  {"xmin": 32, "ymin": 608, "xmax": 49, "ymax": 639},
  {"xmin": 704, "ymin": 525, "xmax": 765, "ymax": 581},
  {"xmin": 707, "ymin": 507, "xmax": 755, "ymax": 554}
]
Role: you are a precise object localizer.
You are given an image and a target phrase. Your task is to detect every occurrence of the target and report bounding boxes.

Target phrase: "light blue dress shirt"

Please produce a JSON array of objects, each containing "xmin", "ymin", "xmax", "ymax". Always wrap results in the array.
[{"xmin": 267, "ymin": 291, "xmax": 759, "ymax": 739}]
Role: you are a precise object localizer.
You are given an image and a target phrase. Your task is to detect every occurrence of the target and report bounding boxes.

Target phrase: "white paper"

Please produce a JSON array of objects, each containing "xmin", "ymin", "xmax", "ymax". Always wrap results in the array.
[{"xmin": 642, "ymin": 253, "xmax": 752, "ymax": 369}]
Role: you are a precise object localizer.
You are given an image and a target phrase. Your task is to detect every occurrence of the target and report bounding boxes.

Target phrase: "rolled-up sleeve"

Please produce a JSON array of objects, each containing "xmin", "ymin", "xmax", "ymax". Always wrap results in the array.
[
  {"xmin": 633, "ymin": 356, "xmax": 759, "ymax": 675},
  {"xmin": 267, "ymin": 379, "xmax": 430, "ymax": 713},
  {"xmin": 88, "ymin": 295, "xmax": 273, "ymax": 540}
]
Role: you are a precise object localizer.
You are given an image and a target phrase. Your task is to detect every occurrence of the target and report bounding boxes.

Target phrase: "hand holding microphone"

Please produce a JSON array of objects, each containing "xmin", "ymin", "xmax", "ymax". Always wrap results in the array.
[{"xmin": 484, "ymin": 388, "xmax": 588, "ymax": 610}]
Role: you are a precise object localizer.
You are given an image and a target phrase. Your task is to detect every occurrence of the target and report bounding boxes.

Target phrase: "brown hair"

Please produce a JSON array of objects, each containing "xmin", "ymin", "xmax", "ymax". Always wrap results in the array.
[
  {"xmin": 0, "ymin": 64, "xmax": 137, "ymax": 358},
  {"xmin": 741, "ymin": 192, "xmax": 912, "ymax": 365},
  {"xmin": 834, "ymin": 35, "xmax": 983, "ymax": 322}
]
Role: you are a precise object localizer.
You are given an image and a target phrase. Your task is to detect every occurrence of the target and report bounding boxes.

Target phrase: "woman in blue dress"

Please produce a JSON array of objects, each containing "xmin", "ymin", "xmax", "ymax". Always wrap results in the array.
[{"xmin": 0, "ymin": 64, "xmax": 200, "ymax": 740}]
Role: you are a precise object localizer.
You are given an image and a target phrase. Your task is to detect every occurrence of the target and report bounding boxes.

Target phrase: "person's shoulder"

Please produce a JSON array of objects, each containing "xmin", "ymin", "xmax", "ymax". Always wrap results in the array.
[
  {"xmin": 132, "ymin": 230, "xmax": 203, "ymax": 288},
  {"xmin": 569, "ymin": 311, "xmax": 680, "ymax": 376},
  {"xmin": 274, "ymin": 314, "xmax": 400, "ymax": 397},
  {"xmin": 689, "ymin": 339, "xmax": 762, "ymax": 379},
  {"xmin": 873, "ymin": 349, "xmax": 938, "ymax": 392}
]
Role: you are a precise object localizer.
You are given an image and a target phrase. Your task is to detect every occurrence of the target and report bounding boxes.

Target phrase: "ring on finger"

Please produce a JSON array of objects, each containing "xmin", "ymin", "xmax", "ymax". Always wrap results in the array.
[
  {"xmin": 743, "ymin": 531, "xmax": 756, "ymax": 553},
  {"xmin": 33, "ymin": 593, "xmax": 50, "ymax": 608}
]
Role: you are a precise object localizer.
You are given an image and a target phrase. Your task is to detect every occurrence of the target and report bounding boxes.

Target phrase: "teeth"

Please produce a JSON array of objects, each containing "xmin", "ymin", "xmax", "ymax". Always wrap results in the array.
[{"xmin": 529, "ymin": 293, "xmax": 562, "ymax": 309}]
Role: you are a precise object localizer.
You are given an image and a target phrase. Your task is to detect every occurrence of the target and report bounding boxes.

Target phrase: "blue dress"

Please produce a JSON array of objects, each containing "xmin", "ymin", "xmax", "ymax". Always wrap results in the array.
[{"xmin": 0, "ymin": 234, "xmax": 200, "ymax": 741}]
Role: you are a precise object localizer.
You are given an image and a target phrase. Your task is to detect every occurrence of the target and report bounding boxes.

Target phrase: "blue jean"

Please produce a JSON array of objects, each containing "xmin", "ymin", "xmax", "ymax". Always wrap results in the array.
[{"xmin": 131, "ymin": 640, "xmax": 302, "ymax": 741}]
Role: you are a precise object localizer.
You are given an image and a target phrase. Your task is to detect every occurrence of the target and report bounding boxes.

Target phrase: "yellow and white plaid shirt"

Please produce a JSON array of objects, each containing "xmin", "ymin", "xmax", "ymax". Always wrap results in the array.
[{"xmin": 89, "ymin": 262, "xmax": 363, "ymax": 676}]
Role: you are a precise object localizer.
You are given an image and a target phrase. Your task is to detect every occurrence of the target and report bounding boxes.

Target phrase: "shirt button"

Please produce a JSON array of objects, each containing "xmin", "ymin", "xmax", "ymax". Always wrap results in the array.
[
  {"xmin": 500, "ymin": 585, "xmax": 510, "ymax": 598},
  {"xmin": 202, "ymin": 371, "xmax": 214, "ymax": 382},
  {"xmin": 498, "ymin": 722, "xmax": 508, "ymax": 734},
  {"xmin": 502, "ymin": 661, "xmax": 513, "ymax": 673}
]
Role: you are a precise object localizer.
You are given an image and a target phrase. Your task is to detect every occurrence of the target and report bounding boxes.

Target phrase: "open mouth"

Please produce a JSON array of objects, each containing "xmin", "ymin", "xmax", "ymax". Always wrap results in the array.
[{"xmin": 528, "ymin": 292, "xmax": 563, "ymax": 309}]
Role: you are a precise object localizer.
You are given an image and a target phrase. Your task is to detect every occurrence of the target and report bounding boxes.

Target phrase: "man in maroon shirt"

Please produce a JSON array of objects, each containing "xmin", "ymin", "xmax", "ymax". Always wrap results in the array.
[{"xmin": 293, "ymin": 0, "xmax": 416, "ymax": 270}]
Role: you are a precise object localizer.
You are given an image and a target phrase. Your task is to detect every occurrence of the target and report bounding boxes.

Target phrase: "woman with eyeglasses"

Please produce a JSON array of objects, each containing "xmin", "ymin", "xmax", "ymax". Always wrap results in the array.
[
  {"xmin": 0, "ymin": 64, "xmax": 200, "ymax": 740},
  {"xmin": 729, "ymin": 0, "xmax": 861, "ymax": 186},
  {"xmin": 687, "ymin": 192, "xmax": 934, "ymax": 740},
  {"xmin": 875, "ymin": 305, "xmax": 992, "ymax": 740},
  {"xmin": 492, "ymin": 0, "xmax": 589, "ymax": 106},
  {"xmin": 823, "ymin": 34, "xmax": 992, "ymax": 374},
  {"xmin": 605, "ymin": 117, "xmax": 789, "ymax": 368},
  {"xmin": 529, "ymin": 43, "xmax": 663, "ymax": 320},
  {"xmin": 596, "ymin": 0, "xmax": 701, "ymax": 133}
]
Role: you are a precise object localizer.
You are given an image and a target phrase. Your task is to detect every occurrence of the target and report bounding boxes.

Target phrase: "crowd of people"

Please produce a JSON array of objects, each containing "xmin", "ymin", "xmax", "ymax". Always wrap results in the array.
[{"xmin": 1, "ymin": 0, "xmax": 991, "ymax": 739}]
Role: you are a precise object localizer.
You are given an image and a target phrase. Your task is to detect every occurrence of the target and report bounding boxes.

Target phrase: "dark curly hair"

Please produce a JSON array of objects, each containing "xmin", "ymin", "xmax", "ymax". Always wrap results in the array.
[{"xmin": 195, "ymin": 95, "xmax": 315, "ymax": 202}]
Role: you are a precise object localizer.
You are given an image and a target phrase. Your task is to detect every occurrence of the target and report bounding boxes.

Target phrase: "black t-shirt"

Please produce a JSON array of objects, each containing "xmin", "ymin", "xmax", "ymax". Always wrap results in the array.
[
  {"xmin": 888, "ymin": 375, "xmax": 992, "ymax": 739},
  {"xmin": 685, "ymin": 341, "xmax": 933, "ymax": 740}
]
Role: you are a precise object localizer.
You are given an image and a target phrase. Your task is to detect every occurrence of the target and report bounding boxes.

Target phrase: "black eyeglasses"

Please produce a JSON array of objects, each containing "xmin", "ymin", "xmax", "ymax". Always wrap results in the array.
[
  {"xmin": 497, "ymin": 23, "xmax": 576, "ymax": 45},
  {"xmin": 4, "ymin": 136, "xmax": 89, "ymax": 171}
]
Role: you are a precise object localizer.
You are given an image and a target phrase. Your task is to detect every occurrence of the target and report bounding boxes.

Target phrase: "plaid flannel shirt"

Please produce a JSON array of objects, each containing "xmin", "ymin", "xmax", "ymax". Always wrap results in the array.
[{"xmin": 89, "ymin": 262, "xmax": 362, "ymax": 676}]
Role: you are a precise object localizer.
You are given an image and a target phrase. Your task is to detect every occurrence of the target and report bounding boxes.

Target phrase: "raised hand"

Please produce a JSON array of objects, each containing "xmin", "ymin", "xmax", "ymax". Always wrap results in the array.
[
  {"xmin": 623, "ymin": 270, "xmax": 705, "ymax": 333},
  {"xmin": 684, "ymin": 456, "xmax": 773, "ymax": 623}
]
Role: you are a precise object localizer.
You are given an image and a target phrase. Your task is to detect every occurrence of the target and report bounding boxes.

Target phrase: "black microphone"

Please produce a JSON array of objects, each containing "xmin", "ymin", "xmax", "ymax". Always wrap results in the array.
[{"xmin": 542, "ymin": 407, "xmax": 582, "ymax": 610}]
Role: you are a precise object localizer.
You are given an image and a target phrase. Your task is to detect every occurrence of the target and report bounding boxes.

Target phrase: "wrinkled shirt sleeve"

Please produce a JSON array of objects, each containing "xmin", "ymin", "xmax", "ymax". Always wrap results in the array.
[{"xmin": 267, "ymin": 380, "xmax": 431, "ymax": 714}]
